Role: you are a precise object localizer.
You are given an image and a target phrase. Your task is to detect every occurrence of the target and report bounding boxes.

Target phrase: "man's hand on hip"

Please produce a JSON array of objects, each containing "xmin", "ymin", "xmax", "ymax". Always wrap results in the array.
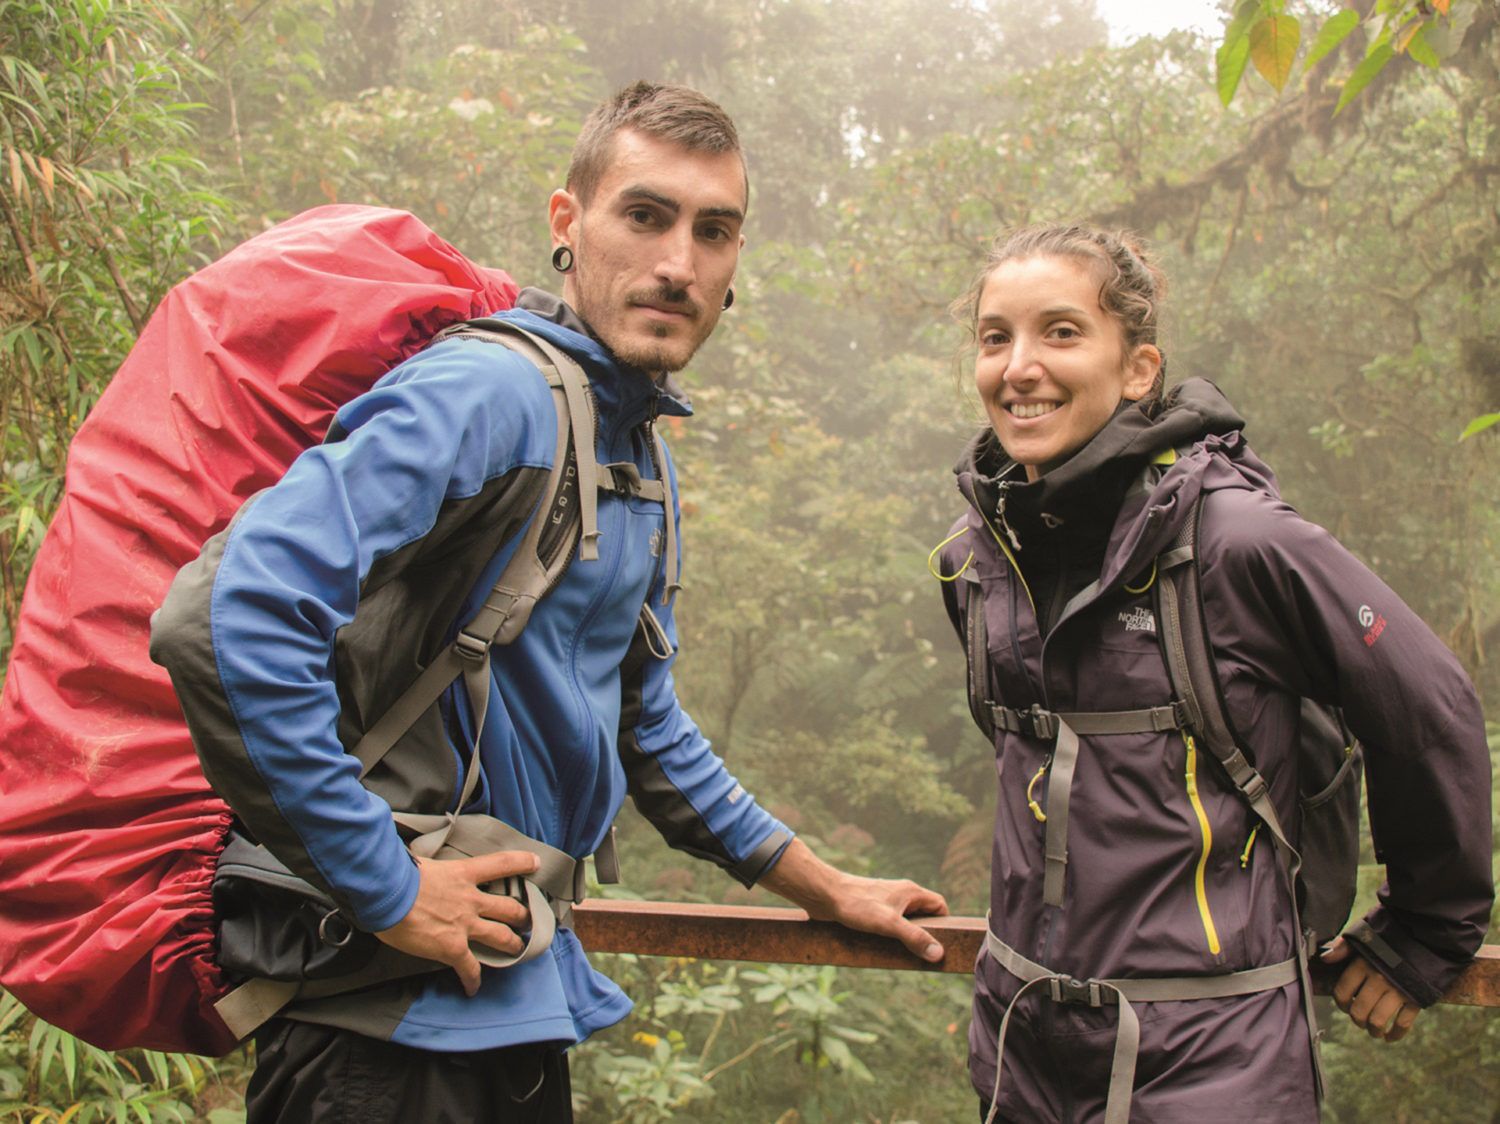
[{"xmin": 376, "ymin": 850, "xmax": 540, "ymax": 996}]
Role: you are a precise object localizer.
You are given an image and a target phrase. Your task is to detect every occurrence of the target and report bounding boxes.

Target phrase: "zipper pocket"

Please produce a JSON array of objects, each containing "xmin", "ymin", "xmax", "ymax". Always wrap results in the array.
[{"xmin": 1183, "ymin": 733, "xmax": 1222, "ymax": 956}]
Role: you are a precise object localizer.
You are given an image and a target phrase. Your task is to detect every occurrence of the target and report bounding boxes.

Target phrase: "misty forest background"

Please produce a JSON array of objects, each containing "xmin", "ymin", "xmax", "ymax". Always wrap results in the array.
[{"xmin": 3, "ymin": 0, "xmax": 1500, "ymax": 1120}]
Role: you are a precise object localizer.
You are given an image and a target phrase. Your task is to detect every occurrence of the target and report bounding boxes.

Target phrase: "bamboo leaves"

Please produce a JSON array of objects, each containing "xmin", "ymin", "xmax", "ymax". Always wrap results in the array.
[{"xmin": 0, "ymin": 0, "xmax": 229, "ymax": 661}]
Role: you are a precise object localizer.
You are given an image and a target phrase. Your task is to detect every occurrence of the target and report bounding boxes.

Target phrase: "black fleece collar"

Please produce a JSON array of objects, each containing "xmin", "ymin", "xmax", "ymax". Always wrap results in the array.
[
  {"xmin": 514, "ymin": 287, "xmax": 692, "ymax": 408},
  {"xmin": 954, "ymin": 378, "xmax": 1248, "ymax": 538}
]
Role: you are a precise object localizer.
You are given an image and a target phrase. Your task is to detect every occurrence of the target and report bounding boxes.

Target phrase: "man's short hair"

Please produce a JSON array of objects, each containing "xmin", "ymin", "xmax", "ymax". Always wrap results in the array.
[{"xmin": 566, "ymin": 81, "xmax": 747, "ymax": 207}]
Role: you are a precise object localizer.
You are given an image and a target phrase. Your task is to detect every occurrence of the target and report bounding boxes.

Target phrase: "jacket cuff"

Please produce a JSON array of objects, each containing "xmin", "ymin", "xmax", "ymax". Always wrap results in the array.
[
  {"xmin": 1344, "ymin": 910, "xmax": 1464, "ymax": 1009},
  {"xmin": 349, "ymin": 850, "xmax": 422, "ymax": 933},
  {"xmin": 731, "ymin": 828, "xmax": 795, "ymax": 888}
]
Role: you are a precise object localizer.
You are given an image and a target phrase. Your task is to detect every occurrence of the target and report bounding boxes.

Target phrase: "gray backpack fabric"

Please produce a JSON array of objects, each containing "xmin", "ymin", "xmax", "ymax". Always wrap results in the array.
[
  {"xmin": 1151, "ymin": 494, "xmax": 1363, "ymax": 949},
  {"xmin": 211, "ymin": 320, "xmax": 669, "ymax": 1039}
]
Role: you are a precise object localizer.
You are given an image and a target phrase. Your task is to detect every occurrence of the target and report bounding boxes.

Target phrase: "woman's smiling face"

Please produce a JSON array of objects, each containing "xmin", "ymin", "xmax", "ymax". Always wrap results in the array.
[{"xmin": 974, "ymin": 254, "xmax": 1160, "ymax": 481}]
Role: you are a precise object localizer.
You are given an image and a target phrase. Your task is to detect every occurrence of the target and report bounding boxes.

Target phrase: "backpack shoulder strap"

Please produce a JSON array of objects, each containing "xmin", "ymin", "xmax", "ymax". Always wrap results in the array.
[
  {"xmin": 961, "ymin": 569, "xmax": 998, "ymax": 741},
  {"xmin": 1152, "ymin": 493, "xmax": 1292, "ymax": 851},
  {"xmin": 350, "ymin": 321, "xmax": 591, "ymax": 781},
  {"xmin": 1152, "ymin": 484, "xmax": 1330, "ymax": 1099}
]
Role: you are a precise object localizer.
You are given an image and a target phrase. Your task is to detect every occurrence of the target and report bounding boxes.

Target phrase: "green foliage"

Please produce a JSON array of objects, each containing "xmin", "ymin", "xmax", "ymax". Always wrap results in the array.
[
  {"xmin": 1, "ymin": 0, "xmax": 1497, "ymax": 1119},
  {"xmin": 190, "ymin": 2, "xmax": 600, "ymax": 270},
  {"xmin": 0, "ymin": 991, "xmax": 249, "ymax": 1123},
  {"xmin": 1214, "ymin": 0, "xmax": 1483, "ymax": 112},
  {"xmin": 574, "ymin": 954, "xmax": 973, "ymax": 1123},
  {"xmin": 1460, "ymin": 411, "xmax": 1500, "ymax": 439},
  {"xmin": 0, "ymin": 0, "xmax": 230, "ymax": 663}
]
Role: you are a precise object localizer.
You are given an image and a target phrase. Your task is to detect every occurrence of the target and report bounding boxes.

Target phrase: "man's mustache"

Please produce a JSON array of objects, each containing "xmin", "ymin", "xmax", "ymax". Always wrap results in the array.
[{"xmin": 626, "ymin": 285, "xmax": 700, "ymax": 318}]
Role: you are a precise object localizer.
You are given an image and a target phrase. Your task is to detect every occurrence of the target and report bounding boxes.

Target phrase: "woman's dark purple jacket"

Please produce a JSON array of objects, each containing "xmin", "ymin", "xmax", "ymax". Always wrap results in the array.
[{"xmin": 939, "ymin": 379, "xmax": 1492, "ymax": 1121}]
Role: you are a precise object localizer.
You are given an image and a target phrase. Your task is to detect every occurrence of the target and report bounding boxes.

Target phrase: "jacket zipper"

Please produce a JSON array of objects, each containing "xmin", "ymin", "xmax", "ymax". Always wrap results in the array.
[
  {"xmin": 1183, "ymin": 733, "xmax": 1222, "ymax": 956},
  {"xmin": 994, "ymin": 480, "xmax": 1023, "ymax": 552},
  {"xmin": 980, "ymin": 489, "xmax": 1061, "ymax": 964},
  {"xmin": 640, "ymin": 394, "xmax": 670, "ymax": 599}
]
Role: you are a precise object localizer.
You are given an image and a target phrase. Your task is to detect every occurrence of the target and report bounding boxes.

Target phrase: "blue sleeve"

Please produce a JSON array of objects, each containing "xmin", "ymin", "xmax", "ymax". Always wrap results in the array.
[
  {"xmin": 617, "ymin": 441, "xmax": 794, "ymax": 885},
  {"xmin": 155, "ymin": 341, "xmax": 557, "ymax": 931}
]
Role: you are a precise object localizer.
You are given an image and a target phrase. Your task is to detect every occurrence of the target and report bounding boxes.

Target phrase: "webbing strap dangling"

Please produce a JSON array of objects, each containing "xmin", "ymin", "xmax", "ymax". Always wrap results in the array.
[
  {"xmin": 639, "ymin": 602, "xmax": 675, "ymax": 660},
  {"xmin": 1042, "ymin": 718, "xmax": 1081, "ymax": 907},
  {"xmin": 980, "ymin": 923, "xmax": 1298, "ymax": 1124},
  {"xmin": 648, "ymin": 426, "xmax": 680, "ymax": 603},
  {"xmin": 986, "ymin": 973, "xmax": 1139, "ymax": 1124}
]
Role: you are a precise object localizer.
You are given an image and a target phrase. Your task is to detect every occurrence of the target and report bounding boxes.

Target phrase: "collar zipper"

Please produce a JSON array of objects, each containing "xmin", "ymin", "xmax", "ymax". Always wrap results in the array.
[{"xmin": 994, "ymin": 480, "xmax": 1023, "ymax": 553}]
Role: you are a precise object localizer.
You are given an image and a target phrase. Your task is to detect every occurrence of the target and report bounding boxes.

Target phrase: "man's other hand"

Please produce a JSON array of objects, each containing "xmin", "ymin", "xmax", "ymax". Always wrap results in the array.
[
  {"xmin": 376, "ymin": 850, "xmax": 540, "ymax": 996},
  {"xmin": 759, "ymin": 838, "xmax": 950, "ymax": 963}
]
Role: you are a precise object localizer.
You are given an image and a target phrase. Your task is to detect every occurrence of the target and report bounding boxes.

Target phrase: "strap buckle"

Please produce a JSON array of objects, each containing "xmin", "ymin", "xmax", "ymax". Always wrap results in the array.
[
  {"xmin": 1047, "ymin": 975, "xmax": 1104, "ymax": 1007},
  {"xmin": 994, "ymin": 704, "xmax": 1061, "ymax": 740},
  {"xmin": 1026, "ymin": 705, "xmax": 1059, "ymax": 740},
  {"xmin": 454, "ymin": 631, "xmax": 489, "ymax": 663},
  {"xmin": 604, "ymin": 461, "xmax": 644, "ymax": 496}
]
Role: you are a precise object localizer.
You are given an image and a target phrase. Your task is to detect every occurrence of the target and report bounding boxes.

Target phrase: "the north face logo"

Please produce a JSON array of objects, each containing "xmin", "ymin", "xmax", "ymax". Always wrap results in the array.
[{"xmin": 1119, "ymin": 607, "xmax": 1156, "ymax": 634}]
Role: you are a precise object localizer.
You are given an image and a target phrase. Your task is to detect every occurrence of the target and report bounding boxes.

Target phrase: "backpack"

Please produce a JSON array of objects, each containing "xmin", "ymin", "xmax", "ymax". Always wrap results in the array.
[
  {"xmin": 0, "ymin": 205, "xmax": 667, "ymax": 1055},
  {"xmin": 951, "ymin": 453, "xmax": 1363, "ymax": 1112},
  {"xmin": 956, "ymin": 480, "xmax": 1364, "ymax": 948},
  {"xmin": 1151, "ymin": 492, "xmax": 1363, "ymax": 949}
]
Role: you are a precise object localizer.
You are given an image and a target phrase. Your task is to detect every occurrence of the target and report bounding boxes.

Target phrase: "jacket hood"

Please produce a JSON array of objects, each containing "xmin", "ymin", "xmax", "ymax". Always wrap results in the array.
[
  {"xmin": 954, "ymin": 377, "xmax": 1246, "ymax": 513},
  {"xmin": 952, "ymin": 378, "xmax": 1278, "ymax": 597}
]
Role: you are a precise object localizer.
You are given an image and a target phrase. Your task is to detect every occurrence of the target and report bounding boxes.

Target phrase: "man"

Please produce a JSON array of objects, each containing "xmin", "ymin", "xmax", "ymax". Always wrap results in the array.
[{"xmin": 152, "ymin": 82, "xmax": 946, "ymax": 1121}]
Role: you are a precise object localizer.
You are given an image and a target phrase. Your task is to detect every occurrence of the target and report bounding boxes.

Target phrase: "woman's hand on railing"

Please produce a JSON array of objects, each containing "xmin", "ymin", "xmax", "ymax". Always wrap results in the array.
[{"xmin": 1321, "ymin": 936, "xmax": 1421, "ymax": 1042}]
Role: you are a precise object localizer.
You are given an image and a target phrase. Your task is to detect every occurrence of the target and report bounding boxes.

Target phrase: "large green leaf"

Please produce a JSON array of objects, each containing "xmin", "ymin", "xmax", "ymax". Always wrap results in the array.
[
  {"xmin": 1305, "ymin": 9, "xmax": 1360, "ymax": 69},
  {"xmin": 1215, "ymin": 0, "xmax": 1264, "ymax": 106},
  {"xmin": 1459, "ymin": 412, "xmax": 1500, "ymax": 441},
  {"xmin": 1335, "ymin": 41, "xmax": 1395, "ymax": 114},
  {"xmin": 1249, "ymin": 14, "xmax": 1301, "ymax": 92},
  {"xmin": 1216, "ymin": 33, "xmax": 1252, "ymax": 107}
]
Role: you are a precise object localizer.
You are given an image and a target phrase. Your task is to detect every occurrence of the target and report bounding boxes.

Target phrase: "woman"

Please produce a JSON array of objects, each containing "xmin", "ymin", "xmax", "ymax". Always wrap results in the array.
[{"xmin": 932, "ymin": 225, "xmax": 1492, "ymax": 1123}]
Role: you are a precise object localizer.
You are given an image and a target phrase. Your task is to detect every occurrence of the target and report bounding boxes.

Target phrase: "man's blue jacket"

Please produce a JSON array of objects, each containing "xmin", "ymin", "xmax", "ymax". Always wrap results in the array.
[{"xmin": 151, "ymin": 292, "xmax": 793, "ymax": 1050}]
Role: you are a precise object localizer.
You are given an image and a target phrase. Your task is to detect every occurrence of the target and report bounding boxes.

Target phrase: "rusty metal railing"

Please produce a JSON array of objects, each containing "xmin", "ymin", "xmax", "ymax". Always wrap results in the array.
[{"xmin": 571, "ymin": 901, "xmax": 1500, "ymax": 1007}]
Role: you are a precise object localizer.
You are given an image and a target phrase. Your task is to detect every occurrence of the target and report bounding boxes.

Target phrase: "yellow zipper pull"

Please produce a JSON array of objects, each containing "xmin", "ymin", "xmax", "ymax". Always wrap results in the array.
[
  {"xmin": 1239, "ymin": 824, "xmax": 1261, "ymax": 869},
  {"xmin": 1026, "ymin": 759, "xmax": 1050, "ymax": 823}
]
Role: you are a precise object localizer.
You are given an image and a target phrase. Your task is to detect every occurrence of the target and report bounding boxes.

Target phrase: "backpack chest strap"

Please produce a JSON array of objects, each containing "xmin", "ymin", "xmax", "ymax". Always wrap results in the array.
[
  {"xmin": 991, "ymin": 702, "xmax": 1186, "ymax": 740},
  {"xmin": 994, "ymin": 703, "xmax": 1190, "ymax": 908}
]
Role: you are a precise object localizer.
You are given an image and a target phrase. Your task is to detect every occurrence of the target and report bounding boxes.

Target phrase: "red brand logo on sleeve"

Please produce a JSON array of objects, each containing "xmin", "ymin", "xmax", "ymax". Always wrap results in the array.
[{"xmin": 1359, "ymin": 604, "xmax": 1387, "ymax": 647}]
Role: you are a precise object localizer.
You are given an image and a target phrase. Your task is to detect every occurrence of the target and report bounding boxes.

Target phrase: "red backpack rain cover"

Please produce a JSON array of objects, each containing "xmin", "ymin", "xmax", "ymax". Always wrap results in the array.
[{"xmin": 0, "ymin": 205, "xmax": 518, "ymax": 1054}]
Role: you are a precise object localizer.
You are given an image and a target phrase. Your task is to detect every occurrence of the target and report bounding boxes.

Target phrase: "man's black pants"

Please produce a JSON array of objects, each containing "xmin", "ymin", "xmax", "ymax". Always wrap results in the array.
[{"xmin": 246, "ymin": 1019, "xmax": 572, "ymax": 1123}]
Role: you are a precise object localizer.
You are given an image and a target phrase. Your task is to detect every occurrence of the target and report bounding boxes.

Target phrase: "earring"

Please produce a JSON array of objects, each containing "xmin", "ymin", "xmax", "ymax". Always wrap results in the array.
[
  {"xmin": 552, "ymin": 245, "xmax": 575, "ymax": 274},
  {"xmin": 721, "ymin": 287, "xmax": 735, "ymax": 311}
]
